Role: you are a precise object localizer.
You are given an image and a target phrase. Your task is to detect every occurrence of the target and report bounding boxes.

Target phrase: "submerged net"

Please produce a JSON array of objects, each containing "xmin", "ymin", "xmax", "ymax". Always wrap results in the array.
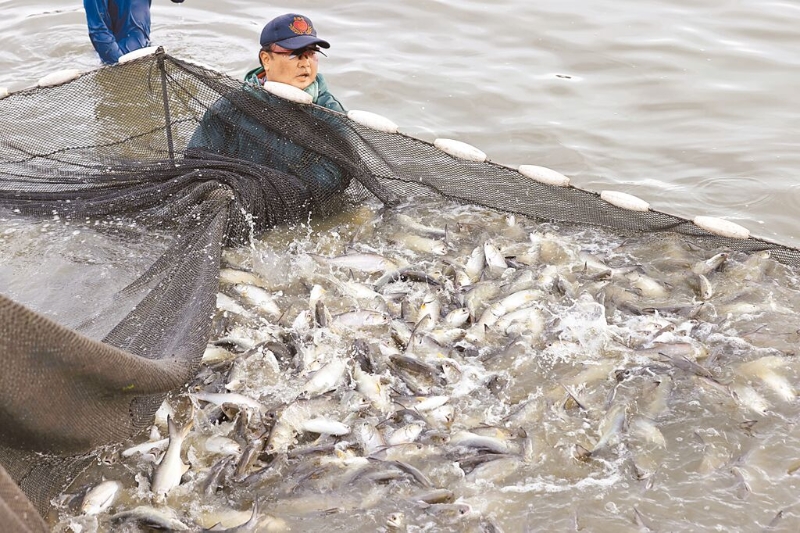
[{"xmin": 0, "ymin": 49, "xmax": 798, "ymax": 530}]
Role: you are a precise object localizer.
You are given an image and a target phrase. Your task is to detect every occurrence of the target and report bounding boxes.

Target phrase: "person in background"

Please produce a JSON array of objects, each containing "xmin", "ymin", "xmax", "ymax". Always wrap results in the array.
[
  {"xmin": 84, "ymin": 0, "xmax": 186, "ymax": 65},
  {"xmin": 188, "ymin": 13, "xmax": 348, "ymax": 199}
]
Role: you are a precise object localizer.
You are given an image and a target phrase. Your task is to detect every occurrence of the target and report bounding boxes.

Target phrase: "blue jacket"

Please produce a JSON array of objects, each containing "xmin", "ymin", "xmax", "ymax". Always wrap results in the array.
[
  {"xmin": 187, "ymin": 70, "xmax": 349, "ymax": 197},
  {"xmin": 84, "ymin": 0, "xmax": 152, "ymax": 64}
]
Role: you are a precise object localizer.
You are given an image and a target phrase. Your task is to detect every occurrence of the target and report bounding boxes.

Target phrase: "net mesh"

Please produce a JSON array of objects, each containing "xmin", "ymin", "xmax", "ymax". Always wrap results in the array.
[{"xmin": 0, "ymin": 49, "xmax": 798, "ymax": 530}]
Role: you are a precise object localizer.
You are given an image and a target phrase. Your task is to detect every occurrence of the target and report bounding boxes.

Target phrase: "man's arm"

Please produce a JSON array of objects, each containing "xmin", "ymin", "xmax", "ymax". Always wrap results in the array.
[{"xmin": 84, "ymin": 0, "xmax": 124, "ymax": 64}]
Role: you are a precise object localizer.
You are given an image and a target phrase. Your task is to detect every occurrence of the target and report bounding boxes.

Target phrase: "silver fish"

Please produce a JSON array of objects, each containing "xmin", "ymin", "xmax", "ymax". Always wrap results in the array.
[
  {"xmin": 219, "ymin": 267, "xmax": 270, "ymax": 289},
  {"xmin": 301, "ymin": 358, "xmax": 347, "ymax": 397},
  {"xmin": 80, "ymin": 479, "xmax": 122, "ymax": 515},
  {"xmin": 483, "ymin": 240, "xmax": 509, "ymax": 278},
  {"xmin": 300, "ymin": 416, "xmax": 351, "ymax": 436},
  {"xmin": 332, "ymin": 310, "xmax": 390, "ymax": 329},
  {"xmin": 589, "ymin": 403, "xmax": 627, "ymax": 455},
  {"xmin": 390, "ymin": 232, "xmax": 448, "ymax": 256},
  {"xmin": 394, "ymin": 213, "xmax": 447, "ymax": 238},
  {"xmin": 204, "ymin": 435, "xmax": 242, "ymax": 456},
  {"xmin": 192, "ymin": 391, "xmax": 266, "ymax": 414},
  {"xmin": 310, "ymin": 252, "xmax": 399, "ymax": 273},
  {"xmin": 692, "ymin": 252, "xmax": 729, "ymax": 276},
  {"xmin": 151, "ymin": 415, "xmax": 193, "ymax": 497},
  {"xmin": 231, "ymin": 283, "xmax": 281, "ymax": 317},
  {"xmin": 111, "ymin": 506, "xmax": 191, "ymax": 531},
  {"xmin": 465, "ymin": 244, "xmax": 486, "ymax": 282},
  {"xmin": 121, "ymin": 437, "xmax": 169, "ymax": 458}
]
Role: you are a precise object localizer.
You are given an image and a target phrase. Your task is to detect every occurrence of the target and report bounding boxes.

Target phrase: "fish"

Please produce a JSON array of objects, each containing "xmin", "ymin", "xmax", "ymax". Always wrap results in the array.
[
  {"xmin": 111, "ymin": 506, "xmax": 192, "ymax": 531},
  {"xmin": 202, "ymin": 455, "xmax": 235, "ymax": 496},
  {"xmin": 589, "ymin": 403, "xmax": 627, "ymax": 455},
  {"xmin": 235, "ymin": 438, "xmax": 265, "ymax": 478},
  {"xmin": 394, "ymin": 213, "xmax": 447, "ymax": 238},
  {"xmin": 449, "ymin": 429, "xmax": 520, "ymax": 454},
  {"xmin": 692, "ymin": 252, "xmax": 729, "ymax": 276},
  {"xmin": 192, "ymin": 391, "xmax": 267, "ymax": 414},
  {"xmin": 80, "ymin": 480, "xmax": 122, "ymax": 515},
  {"xmin": 204, "ymin": 435, "xmax": 242, "ymax": 456},
  {"xmin": 629, "ymin": 416, "xmax": 666, "ymax": 448},
  {"xmin": 300, "ymin": 416, "xmax": 351, "ymax": 436},
  {"xmin": 737, "ymin": 356, "xmax": 795, "ymax": 402},
  {"xmin": 354, "ymin": 420, "xmax": 386, "ymax": 455},
  {"xmin": 331, "ymin": 310, "xmax": 391, "ymax": 329},
  {"xmin": 394, "ymin": 395, "xmax": 450, "ymax": 412},
  {"xmin": 310, "ymin": 252, "xmax": 399, "ymax": 273},
  {"xmin": 353, "ymin": 365, "xmax": 392, "ymax": 413},
  {"xmin": 217, "ymin": 292, "xmax": 253, "ymax": 318},
  {"xmin": 231, "ymin": 283, "xmax": 281, "ymax": 317},
  {"xmin": 443, "ymin": 307, "xmax": 470, "ymax": 327},
  {"xmin": 301, "ymin": 358, "xmax": 348, "ymax": 397},
  {"xmin": 121, "ymin": 437, "xmax": 170, "ymax": 458},
  {"xmin": 219, "ymin": 267, "xmax": 271, "ymax": 288},
  {"xmin": 417, "ymin": 291, "xmax": 442, "ymax": 324},
  {"xmin": 151, "ymin": 415, "xmax": 193, "ymax": 497},
  {"xmin": 483, "ymin": 240, "xmax": 509, "ymax": 278},
  {"xmin": 474, "ymin": 289, "xmax": 543, "ymax": 331},
  {"xmin": 390, "ymin": 232, "xmax": 448, "ymax": 255},
  {"xmin": 320, "ymin": 273, "xmax": 384, "ymax": 301},
  {"xmin": 203, "ymin": 500, "xmax": 278, "ymax": 533},
  {"xmin": 387, "ymin": 422, "xmax": 426, "ymax": 446},
  {"xmin": 729, "ymin": 383, "xmax": 770, "ymax": 416},
  {"xmin": 374, "ymin": 266, "xmax": 442, "ymax": 291},
  {"xmin": 465, "ymin": 244, "xmax": 486, "ymax": 282}
]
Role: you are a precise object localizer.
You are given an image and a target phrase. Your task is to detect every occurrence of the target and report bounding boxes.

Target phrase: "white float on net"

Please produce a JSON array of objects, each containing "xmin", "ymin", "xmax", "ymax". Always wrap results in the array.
[
  {"xmin": 180, "ymin": 57, "xmax": 223, "ymax": 75},
  {"xmin": 118, "ymin": 46, "xmax": 160, "ymax": 64},
  {"xmin": 433, "ymin": 138, "xmax": 487, "ymax": 163},
  {"xmin": 0, "ymin": 87, "xmax": 8, "ymax": 100},
  {"xmin": 347, "ymin": 109, "xmax": 398, "ymax": 134},
  {"xmin": 517, "ymin": 165, "xmax": 570, "ymax": 187},
  {"xmin": 600, "ymin": 190, "xmax": 650, "ymax": 212},
  {"xmin": 37, "ymin": 69, "xmax": 82, "ymax": 88},
  {"xmin": 693, "ymin": 216, "xmax": 750, "ymax": 239},
  {"xmin": 262, "ymin": 81, "xmax": 313, "ymax": 104}
]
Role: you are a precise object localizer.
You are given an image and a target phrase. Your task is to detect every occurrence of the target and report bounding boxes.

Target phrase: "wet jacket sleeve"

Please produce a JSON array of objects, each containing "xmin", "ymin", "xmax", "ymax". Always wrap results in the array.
[{"xmin": 84, "ymin": 0, "xmax": 124, "ymax": 64}]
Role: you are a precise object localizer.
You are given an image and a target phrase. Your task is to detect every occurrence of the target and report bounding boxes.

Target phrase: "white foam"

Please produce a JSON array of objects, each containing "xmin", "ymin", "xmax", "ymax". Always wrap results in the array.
[
  {"xmin": 433, "ymin": 138, "xmax": 487, "ymax": 162},
  {"xmin": 262, "ymin": 81, "xmax": 313, "ymax": 104},
  {"xmin": 500, "ymin": 470, "xmax": 623, "ymax": 494},
  {"xmin": 347, "ymin": 109, "xmax": 398, "ymax": 133},
  {"xmin": 600, "ymin": 190, "xmax": 650, "ymax": 212},
  {"xmin": 518, "ymin": 165, "xmax": 570, "ymax": 186},
  {"xmin": 37, "ymin": 69, "xmax": 82, "ymax": 88},
  {"xmin": 693, "ymin": 216, "xmax": 750, "ymax": 239},
  {"xmin": 118, "ymin": 46, "xmax": 160, "ymax": 64}
]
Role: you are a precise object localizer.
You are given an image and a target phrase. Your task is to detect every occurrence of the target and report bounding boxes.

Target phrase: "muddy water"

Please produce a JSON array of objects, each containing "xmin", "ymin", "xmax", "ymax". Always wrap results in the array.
[{"xmin": 50, "ymin": 198, "xmax": 800, "ymax": 532}]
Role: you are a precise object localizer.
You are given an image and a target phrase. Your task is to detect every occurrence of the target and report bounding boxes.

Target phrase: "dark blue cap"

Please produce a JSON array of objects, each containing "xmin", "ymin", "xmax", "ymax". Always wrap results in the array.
[{"xmin": 259, "ymin": 14, "xmax": 330, "ymax": 50}]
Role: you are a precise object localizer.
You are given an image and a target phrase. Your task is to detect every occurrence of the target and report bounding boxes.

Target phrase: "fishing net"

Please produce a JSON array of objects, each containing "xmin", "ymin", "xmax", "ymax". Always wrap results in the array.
[{"xmin": 0, "ymin": 48, "xmax": 798, "ymax": 530}]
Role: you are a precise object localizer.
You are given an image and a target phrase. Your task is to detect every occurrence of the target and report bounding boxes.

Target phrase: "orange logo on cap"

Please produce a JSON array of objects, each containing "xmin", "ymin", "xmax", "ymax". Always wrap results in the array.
[{"xmin": 289, "ymin": 16, "xmax": 313, "ymax": 35}]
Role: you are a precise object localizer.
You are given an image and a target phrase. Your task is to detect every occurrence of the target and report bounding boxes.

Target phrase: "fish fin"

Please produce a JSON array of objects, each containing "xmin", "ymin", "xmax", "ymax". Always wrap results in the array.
[
  {"xmin": 574, "ymin": 444, "xmax": 593, "ymax": 461},
  {"xmin": 167, "ymin": 415, "xmax": 178, "ymax": 440}
]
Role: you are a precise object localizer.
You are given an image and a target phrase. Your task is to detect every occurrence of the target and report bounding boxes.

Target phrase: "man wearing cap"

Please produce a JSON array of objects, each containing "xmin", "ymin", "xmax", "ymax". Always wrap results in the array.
[
  {"xmin": 188, "ymin": 13, "xmax": 349, "ymax": 204},
  {"xmin": 248, "ymin": 13, "xmax": 345, "ymax": 112}
]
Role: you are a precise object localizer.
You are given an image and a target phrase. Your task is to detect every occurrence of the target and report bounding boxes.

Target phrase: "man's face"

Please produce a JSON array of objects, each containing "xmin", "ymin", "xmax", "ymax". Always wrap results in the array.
[{"xmin": 260, "ymin": 44, "xmax": 320, "ymax": 90}]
